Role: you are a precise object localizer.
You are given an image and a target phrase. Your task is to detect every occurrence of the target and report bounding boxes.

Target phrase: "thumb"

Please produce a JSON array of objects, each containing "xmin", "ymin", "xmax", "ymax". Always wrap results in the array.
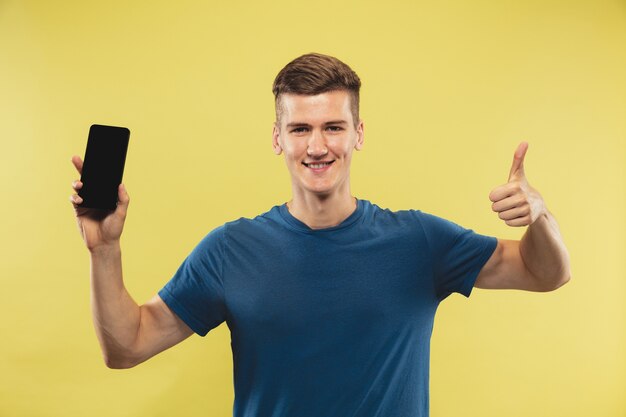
[
  {"xmin": 508, "ymin": 141, "xmax": 528, "ymax": 181},
  {"xmin": 116, "ymin": 184, "xmax": 130, "ymax": 217}
]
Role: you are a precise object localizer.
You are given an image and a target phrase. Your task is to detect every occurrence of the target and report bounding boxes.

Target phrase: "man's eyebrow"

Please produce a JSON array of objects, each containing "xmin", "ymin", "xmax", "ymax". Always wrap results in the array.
[
  {"xmin": 285, "ymin": 120, "xmax": 348, "ymax": 128},
  {"xmin": 286, "ymin": 122, "xmax": 310, "ymax": 128}
]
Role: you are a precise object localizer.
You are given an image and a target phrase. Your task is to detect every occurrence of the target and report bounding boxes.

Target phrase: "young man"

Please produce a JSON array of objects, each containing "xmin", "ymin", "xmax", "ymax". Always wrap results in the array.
[{"xmin": 70, "ymin": 53, "xmax": 570, "ymax": 417}]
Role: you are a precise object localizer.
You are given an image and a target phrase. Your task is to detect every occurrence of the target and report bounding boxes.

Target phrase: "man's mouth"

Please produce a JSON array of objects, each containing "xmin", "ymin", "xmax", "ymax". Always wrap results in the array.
[{"xmin": 302, "ymin": 160, "xmax": 335, "ymax": 169}]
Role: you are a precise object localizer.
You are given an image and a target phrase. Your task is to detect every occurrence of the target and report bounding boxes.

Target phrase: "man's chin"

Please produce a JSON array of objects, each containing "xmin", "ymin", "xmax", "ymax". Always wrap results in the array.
[
  {"xmin": 306, "ymin": 187, "xmax": 333, "ymax": 196},
  {"xmin": 291, "ymin": 176, "xmax": 343, "ymax": 197},
  {"xmin": 301, "ymin": 183, "xmax": 335, "ymax": 197}
]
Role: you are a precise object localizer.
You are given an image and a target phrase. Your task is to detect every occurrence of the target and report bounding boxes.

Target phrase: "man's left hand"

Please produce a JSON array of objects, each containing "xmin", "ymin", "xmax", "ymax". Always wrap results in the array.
[{"xmin": 488, "ymin": 142, "xmax": 546, "ymax": 227}]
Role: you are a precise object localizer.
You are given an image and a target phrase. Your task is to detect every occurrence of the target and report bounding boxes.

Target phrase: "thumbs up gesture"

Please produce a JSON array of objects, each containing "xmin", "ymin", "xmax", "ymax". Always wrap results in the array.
[{"xmin": 489, "ymin": 142, "xmax": 546, "ymax": 227}]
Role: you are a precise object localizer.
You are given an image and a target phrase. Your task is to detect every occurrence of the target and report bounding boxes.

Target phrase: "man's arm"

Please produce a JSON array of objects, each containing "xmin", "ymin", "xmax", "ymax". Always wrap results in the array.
[
  {"xmin": 90, "ymin": 244, "xmax": 194, "ymax": 369},
  {"xmin": 475, "ymin": 212, "xmax": 570, "ymax": 291},
  {"xmin": 71, "ymin": 156, "xmax": 193, "ymax": 369},
  {"xmin": 474, "ymin": 143, "xmax": 571, "ymax": 291}
]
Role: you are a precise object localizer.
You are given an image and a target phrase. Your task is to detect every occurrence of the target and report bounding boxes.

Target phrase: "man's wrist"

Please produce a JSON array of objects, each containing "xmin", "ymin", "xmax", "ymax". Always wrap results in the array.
[{"xmin": 89, "ymin": 241, "xmax": 121, "ymax": 257}]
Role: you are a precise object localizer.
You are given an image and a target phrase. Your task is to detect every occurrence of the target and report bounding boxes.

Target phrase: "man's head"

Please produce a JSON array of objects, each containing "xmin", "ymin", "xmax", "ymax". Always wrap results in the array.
[
  {"xmin": 271, "ymin": 53, "xmax": 364, "ymax": 199},
  {"xmin": 272, "ymin": 53, "xmax": 361, "ymax": 129}
]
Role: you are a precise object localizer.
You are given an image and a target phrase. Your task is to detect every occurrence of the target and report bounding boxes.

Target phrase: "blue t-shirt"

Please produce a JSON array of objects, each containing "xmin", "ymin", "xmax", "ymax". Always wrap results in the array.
[{"xmin": 158, "ymin": 199, "xmax": 497, "ymax": 417}]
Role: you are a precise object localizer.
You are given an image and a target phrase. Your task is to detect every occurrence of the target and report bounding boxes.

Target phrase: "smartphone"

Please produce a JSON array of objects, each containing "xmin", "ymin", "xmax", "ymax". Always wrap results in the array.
[{"xmin": 78, "ymin": 124, "xmax": 130, "ymax": 210}]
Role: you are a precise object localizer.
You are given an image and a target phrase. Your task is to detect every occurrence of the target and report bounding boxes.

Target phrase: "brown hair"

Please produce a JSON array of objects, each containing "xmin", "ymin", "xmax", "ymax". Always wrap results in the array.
[{"xmin": 272, "ymin": 53, "xmax": 361, "ymax": 128}]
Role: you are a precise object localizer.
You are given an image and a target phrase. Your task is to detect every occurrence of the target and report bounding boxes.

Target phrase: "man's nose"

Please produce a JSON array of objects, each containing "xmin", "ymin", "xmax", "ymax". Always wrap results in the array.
[{"xmin": 307, "ymin": 129, "xmax": 328, "ymax": 157}]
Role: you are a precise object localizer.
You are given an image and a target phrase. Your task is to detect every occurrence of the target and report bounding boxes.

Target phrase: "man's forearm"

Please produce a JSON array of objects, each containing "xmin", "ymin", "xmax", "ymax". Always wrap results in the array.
[
  {"xmin": 519, "ymin": 209, "xmax": 571, "ymax": 291},
  {"xmin": 90, "ymin": 242, "xmax": 141, "ymax": 368}
]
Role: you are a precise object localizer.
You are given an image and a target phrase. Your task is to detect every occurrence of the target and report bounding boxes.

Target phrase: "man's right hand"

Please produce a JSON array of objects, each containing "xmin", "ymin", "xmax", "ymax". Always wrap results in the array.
[
  {"xmin": 69, "ymin": 155, "xmax": 130, "ymax": 252},
  {"xmin": 71, "ymin": 155, "xmax": 194, "ymax": 368}
]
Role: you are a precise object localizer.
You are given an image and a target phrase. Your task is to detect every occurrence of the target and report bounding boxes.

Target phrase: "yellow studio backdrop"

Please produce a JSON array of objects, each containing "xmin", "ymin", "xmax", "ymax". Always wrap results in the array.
[{"xmin": 1, "ymin": 0, "xmax": 624, "ymax": 416}]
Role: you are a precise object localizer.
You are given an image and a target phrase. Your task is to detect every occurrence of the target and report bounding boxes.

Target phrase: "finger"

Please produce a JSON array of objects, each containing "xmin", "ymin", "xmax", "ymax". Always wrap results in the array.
[
  {"xmin": 69, "ymin": 193, "xmax": 83, "ymax": 206},
  {"xmin": 507, "ymin": 142, "xmax": 528, "ymax": 181},
  {"xmin": 72, "ymin": 180, "xmax": 83, "ymax": 191},
  {"xmin": 492, "ymin": 195, "xmax": 525, "ymax": 213},
  {"xmin": 115, "ymin": 184, "xmax": 130, "ymax": 217},
  {"xmin": 505, "ymin": 216, "xmax": 531, "ymax": 227},
  {"xmin": 71, "ymin": 155, "xmax": 84, "ymax": 175},
  {"xmin": 498, "ymin": 205, "xmax": 529, "ymax": 221},
  {"xmin": 489, "ymin": 182, "xmax": 521, "ymax": 202}
]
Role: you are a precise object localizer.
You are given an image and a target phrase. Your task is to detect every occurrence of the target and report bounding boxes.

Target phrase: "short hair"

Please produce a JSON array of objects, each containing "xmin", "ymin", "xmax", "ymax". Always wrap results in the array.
[{"xmin": 272, "ymin": 53, "xmax": 361, "ymax": 129}]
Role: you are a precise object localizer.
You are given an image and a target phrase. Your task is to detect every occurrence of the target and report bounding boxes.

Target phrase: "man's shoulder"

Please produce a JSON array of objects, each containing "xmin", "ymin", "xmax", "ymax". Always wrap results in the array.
[
  {"xmin": 366, "ymin": 200, "xmax": 425, "ymax": 223},
  {"xmin": 191, "ymin": 205, "xmax": 284, "ymax": 252},
  {"xmin": 365, "ymin": 202, "xmax": 472, "ymax": 240},
  {"xmin": 369, "ymin": 202, "xmax": 458, "ymax": 226},
  {"xmin": 225, "ymin": 204, "xmax": 281, "ymax": 227},
  {"xmin": 215, "ymin": 204, "xmax": 286, "ymax": 240}
]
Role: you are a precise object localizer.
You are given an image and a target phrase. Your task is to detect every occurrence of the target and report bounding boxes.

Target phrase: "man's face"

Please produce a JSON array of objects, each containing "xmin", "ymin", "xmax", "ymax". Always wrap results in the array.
[{"xmin": 272, "ymin": 90, "xmax": 364, "ymax": 198}]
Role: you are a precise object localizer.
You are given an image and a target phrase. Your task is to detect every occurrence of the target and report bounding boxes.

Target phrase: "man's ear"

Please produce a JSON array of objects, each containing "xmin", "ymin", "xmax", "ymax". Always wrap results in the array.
[
  {"xmin": 272, "ymin": 122, "xmax": 283, "ymax": 155},
  {"xmin": 354, "ymin": 119, "xmax": 364, "ymax": 151}
]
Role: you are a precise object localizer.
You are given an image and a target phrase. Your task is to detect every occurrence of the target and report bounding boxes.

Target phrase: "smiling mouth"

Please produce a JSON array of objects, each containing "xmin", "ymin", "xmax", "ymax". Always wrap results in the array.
[{"xmin": 302, "ymin": 160, "xmax": 335, "ymax": 169}]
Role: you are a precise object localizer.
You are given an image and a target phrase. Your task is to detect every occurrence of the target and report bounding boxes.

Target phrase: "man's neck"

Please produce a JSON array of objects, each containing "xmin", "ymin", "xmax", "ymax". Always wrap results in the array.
[{"xmin": 286, "ymin": 192, "xmax": 357, "ymax": 230}]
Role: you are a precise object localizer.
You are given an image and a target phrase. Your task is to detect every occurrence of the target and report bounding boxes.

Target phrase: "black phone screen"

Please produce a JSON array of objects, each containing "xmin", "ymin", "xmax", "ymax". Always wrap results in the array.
[{"xmin": 78, "ymin": 124, "xmax": 130, "ymax": 210}]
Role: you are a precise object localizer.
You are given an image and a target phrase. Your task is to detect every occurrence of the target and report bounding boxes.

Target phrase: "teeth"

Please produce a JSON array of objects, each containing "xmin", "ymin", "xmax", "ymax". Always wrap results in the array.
[{"xmin": 309, "ymin": 163, "xmax": 330, "ymax": 169}]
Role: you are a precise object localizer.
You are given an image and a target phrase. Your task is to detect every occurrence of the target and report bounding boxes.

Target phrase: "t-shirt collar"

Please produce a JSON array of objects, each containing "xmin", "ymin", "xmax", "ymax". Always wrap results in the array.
[{"xmin": 278, "ymin": 198, "xmax": 364, "ymax": 233}]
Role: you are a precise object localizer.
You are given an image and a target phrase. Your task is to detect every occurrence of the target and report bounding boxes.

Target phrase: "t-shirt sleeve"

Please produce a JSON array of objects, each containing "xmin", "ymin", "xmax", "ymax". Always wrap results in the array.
[
  {"xmin": 418, "ymin": 211, "xmax": 498, "ymax": 301},
  {"xmin": 158, "ymin": 224, "xmax": 227, "ymax": 336}
]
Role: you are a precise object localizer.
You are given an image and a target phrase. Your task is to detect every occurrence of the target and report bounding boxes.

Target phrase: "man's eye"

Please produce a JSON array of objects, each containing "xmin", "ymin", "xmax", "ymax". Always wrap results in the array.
[
  {"xmin": 327, "ymin": 126, "xmax": 342, "ymax": 132},
  {"xmin": 291, "ymin": 127, "xmax": 308, "ymax": 133}
]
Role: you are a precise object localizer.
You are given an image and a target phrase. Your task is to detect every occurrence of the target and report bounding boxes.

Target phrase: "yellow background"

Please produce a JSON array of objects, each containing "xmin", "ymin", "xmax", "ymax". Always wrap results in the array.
[{"xmin": 1, "ymin": 0, "xmax": 624, "ymax": 416}]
